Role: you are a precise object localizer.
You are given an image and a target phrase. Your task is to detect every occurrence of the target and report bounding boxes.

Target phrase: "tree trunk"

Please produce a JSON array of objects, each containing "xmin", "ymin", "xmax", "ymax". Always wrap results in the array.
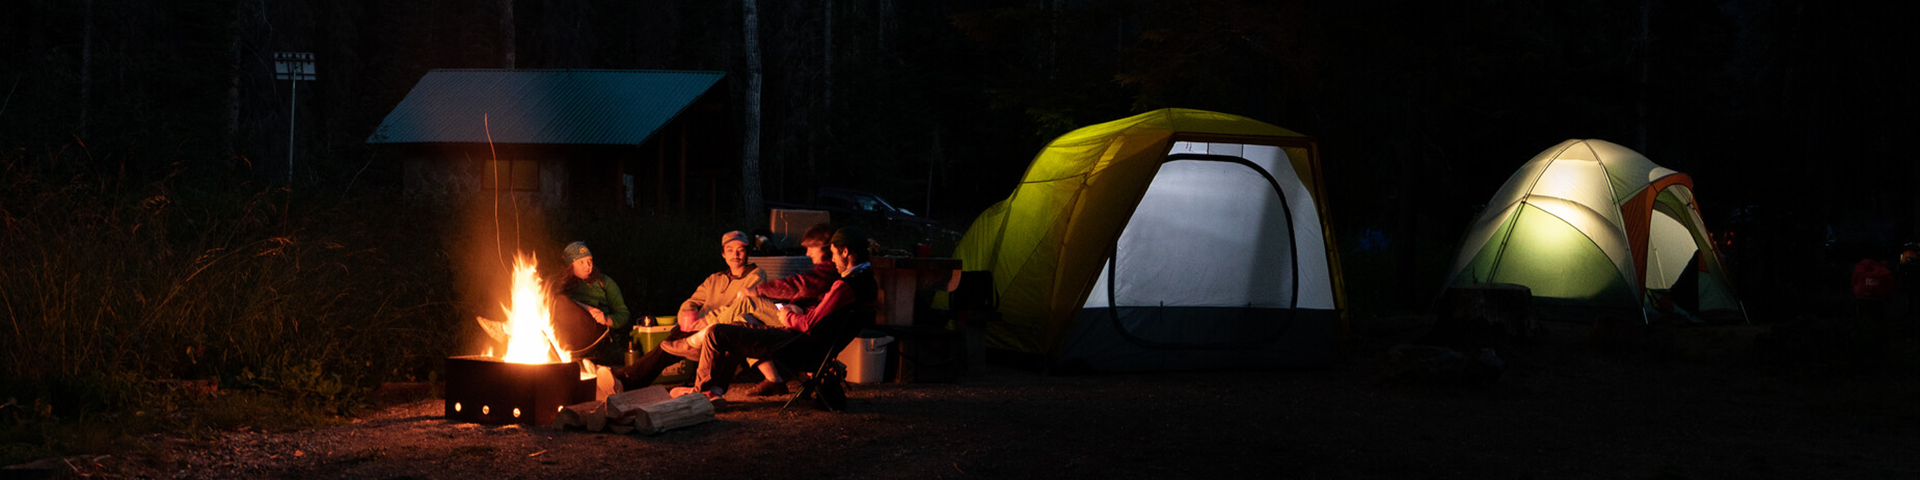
[
  {"xmin": 1635, "ymin": 0, "xmax": 1652, "ymax": 152},
  {"xmin": 823, "ymin": 0, "xmax": 833, "ymax": 115},
  {"xmin": 78, "ymin": 0, "xmax": 94, "ymax": 137},
  {"xmin": 741, "ymin": 0, "xmax": 765, "ymax": 220},
  {"xmin": 501, "ymin": 0, "xmax": 516, "ymax": 68},
  {"xmin": 877, "ymin": 0, "xmax": 892, "ymax": 56},
  {"xmin": 1048, "ymin": 0, "xmax": 1061, "ymax": 79},
  {"xmin": 226, "ymin": 0, "xmax": 245, "ymax": 159},
  {"xmin": 817, "ymin": 0, "xmax": 831, "ymax": 178}
]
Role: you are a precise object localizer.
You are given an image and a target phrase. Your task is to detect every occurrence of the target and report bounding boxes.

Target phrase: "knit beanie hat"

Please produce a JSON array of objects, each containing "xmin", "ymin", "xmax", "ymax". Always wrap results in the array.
[
  {"xmin": 828, "ymin": 227, "xmax": 869, "ymax": 252},
  {"xmin": 564, "ymin": 241, "xmax": 592, "ymax": 262}
]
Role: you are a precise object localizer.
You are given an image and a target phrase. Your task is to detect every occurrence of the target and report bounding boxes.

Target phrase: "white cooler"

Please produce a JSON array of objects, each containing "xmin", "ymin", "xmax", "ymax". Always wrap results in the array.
[{"xmin": 835, "ymin": 332, "xmax": 894, "ymax": 384}]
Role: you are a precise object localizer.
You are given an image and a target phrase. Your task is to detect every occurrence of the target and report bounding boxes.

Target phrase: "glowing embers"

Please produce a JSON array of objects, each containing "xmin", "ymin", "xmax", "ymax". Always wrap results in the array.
[{"xmin": 443, "ymin": 355, "xmax": 593, "ymax": 425}]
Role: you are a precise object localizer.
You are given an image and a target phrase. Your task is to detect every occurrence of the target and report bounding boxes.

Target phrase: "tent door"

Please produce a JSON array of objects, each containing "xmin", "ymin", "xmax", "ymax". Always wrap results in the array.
[{"xmin": 1080, "ymin": 144, "xmax": 1331, "ymax": 350}]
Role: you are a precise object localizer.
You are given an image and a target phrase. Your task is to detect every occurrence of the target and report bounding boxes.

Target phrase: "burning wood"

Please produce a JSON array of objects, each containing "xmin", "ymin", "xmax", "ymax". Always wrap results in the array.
[
  {"xmin": 496, "ymin": 252, "xmax": 569, "ymax": 365},
  {"xmin": 444, "ymin": 251, "xmax": 594, "ymax": 425}
]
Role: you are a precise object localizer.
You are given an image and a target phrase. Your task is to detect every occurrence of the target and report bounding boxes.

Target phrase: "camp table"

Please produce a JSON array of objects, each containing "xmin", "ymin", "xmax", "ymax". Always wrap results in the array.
[{"xmin": 869, "ymin": 256, "xmax": 962, "ymax": 327}]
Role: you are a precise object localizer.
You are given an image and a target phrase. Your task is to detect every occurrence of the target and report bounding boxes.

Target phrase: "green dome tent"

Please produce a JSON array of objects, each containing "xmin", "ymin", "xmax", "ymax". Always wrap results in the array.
[
  {"xmin": 953, "ymin": 109, "xmax": 1348, "ymax": 372},
  {"xmin": 1446, "ymin": 139, "xmax": 1746, "ymax": 322}
]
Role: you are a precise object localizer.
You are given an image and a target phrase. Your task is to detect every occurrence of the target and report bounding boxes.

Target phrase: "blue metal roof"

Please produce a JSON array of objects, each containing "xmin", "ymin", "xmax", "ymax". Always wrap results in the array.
[{"xmin": 366, "ymin": 69, "xmax": 724, "ymax": 146}]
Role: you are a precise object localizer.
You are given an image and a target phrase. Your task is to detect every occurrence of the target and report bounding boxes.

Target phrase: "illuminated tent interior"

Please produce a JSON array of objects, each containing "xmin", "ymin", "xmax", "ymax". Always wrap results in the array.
[
  {"xmin": 1445, "ymin": 139, "xmax": 1746, "ymax": 323},
  {"xmin": 952, "ymin": 108, "xmax": 1347, "ymax": 372}
]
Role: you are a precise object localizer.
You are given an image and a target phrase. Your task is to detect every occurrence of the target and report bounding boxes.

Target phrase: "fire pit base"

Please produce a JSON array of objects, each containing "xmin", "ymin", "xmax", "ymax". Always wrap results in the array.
[{"xmin": 444, "ymin": 355, "xmax": 593, "ymax": 425}]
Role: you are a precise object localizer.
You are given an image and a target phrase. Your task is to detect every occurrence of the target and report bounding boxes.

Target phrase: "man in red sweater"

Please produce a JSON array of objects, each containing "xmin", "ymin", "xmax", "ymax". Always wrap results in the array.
[{"xmin": 674, "ymin": 227, "xmax": 877, "ymax": 401}]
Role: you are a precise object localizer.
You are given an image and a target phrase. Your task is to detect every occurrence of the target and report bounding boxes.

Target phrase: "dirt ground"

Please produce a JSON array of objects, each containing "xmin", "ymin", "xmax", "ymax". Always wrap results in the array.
[{"xmin": 26, "ymin": 320, "xmax": 1920, "ymax": 480}]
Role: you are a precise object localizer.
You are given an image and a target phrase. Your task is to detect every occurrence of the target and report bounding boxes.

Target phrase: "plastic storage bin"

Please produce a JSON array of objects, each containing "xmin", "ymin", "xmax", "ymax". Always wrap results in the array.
[{"xmin": 835, "ymin": 329, "xmax": 894, "ymax": 384}]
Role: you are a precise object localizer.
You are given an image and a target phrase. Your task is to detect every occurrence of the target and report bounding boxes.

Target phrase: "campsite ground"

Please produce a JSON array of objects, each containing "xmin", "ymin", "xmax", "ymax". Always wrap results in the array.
[{"xmin": 28, "ymin": 316, "xmax": 1920, "ymax": 479}]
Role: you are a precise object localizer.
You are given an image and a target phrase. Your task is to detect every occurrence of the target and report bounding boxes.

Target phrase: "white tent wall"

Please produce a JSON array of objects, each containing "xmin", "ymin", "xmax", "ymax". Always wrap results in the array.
[
  {"xmin": 1060, "ymin": 141, "xmax": 1339, "ymax": 371},
  {"xmin": 1646, "ymin": 207, "xmax": 1698, "ymax": 290},
  {"xmin": 1084, "ymin": 142, "xmax": 1334, "ymax": 310},
  {"xmin": 1652, "ymin": 185, "xmax": 1743, "ymax": 314}
]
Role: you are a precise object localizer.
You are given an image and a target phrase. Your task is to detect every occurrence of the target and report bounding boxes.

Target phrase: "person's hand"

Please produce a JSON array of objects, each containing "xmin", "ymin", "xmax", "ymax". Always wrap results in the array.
[
  {"xmin": 587, "ymin": 307, "xmax": 610, "ymax": 326},
  {"xmin": 677, "ymin": 310, "xmax": 701, "ymax": 332}
]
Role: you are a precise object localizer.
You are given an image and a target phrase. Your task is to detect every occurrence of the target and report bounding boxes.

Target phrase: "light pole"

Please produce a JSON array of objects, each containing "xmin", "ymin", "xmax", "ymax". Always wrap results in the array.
[{"xmin": 274, "ymin": 52, "xmax": 315, "ymax": 185}]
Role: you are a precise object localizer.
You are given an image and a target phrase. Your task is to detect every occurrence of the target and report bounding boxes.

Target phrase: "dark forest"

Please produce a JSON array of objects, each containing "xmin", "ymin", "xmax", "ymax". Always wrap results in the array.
[{"xmin": 3, "ymin": 0, "xmax": 1918, "ymax": 472}]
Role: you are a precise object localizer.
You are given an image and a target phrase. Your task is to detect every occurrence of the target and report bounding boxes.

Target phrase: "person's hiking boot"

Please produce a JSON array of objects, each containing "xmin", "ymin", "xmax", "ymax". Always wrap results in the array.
[
  {"xmin": 746, "ymin": 380, "xmax": 789, "ymax": 396},
  {"xmin": 595, "ymin": 366, "xmax": 622, "ymax": 401}
]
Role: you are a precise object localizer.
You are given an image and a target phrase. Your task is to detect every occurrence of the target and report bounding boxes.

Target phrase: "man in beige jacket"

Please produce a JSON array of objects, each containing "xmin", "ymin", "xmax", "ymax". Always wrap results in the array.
[{"xmin": 603, "ymin": 231, "xmax": 781, "ymax": 399}]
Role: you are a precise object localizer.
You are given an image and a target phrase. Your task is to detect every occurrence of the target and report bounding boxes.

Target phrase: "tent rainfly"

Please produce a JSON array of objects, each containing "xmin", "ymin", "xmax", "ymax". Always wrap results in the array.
[
  {"xmin": 1445, "ymin": 139, "xmax": 1746, "ymax": 323},
  {"xmin": 952, "ymin": 108, "xmax": 1347, "ymax": 372}
]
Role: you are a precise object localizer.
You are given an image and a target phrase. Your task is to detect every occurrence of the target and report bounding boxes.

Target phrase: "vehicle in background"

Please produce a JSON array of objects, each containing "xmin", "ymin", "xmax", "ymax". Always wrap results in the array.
[{"xmin": 767, "ymin": 187, "xmax": 938, "ymax": 232}]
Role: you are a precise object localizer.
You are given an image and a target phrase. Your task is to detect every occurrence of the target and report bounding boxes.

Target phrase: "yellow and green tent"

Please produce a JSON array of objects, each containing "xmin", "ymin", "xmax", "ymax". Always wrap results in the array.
[
  {"xmin": 953, "ymin": 109, "xmax": 1347, "ymax": 372},
  {"xmin": 1446, "ymin": 139, "xmax": 1746, "ymax": 322}
]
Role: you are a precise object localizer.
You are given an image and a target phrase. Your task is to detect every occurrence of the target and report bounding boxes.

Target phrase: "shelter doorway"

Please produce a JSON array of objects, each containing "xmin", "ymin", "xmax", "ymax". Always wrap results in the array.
[{"xmin": 1064, "ymin": 141, "xmax": 1336, "ymax": 368}]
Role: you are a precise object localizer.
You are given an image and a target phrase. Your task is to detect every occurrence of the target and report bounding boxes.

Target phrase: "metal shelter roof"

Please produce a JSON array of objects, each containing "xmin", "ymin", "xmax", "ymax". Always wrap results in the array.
[{"xmin": 366, "ymin": 69, "xmax": 724, "ymax": 146}]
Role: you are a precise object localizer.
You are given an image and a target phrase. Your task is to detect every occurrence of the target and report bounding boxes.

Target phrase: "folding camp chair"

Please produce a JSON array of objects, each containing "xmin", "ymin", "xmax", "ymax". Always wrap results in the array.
[{"xmin": 780, "ymin": 307, "xmax": 873, "ymax": 412}]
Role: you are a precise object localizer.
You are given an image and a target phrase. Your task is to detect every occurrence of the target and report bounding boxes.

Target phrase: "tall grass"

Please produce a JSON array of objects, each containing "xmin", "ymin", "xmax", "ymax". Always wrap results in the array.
[
  {"xmin": 0, "ymin": 147, "xmax": 963, "ymax": 464},
  {"xmin": 0, "ymin": 155, "xmax": 456, "ymax": 446}
]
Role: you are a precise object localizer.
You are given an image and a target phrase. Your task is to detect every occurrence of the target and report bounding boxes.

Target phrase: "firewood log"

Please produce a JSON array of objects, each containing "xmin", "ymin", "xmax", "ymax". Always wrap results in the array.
[
  {"xmin": 552, "ymin": 400, "xmax": 604, "ymax": 429},
  {"xmin": 606, "ymin": 386, "xmax": 672, "ymax": 418},
  {"xmin": 633, "ymin": 393, "xmax": 715, "ymax": 435},
  {"xmin": 584, "ymin": 401, "xmax": 610, "ymax": 432}
]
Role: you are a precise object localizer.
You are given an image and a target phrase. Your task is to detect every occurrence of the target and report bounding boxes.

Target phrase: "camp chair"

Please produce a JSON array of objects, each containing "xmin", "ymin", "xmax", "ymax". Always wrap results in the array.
[{"xmin": 779, "ymin": 306, "xmax": 874, "ymax": 412}]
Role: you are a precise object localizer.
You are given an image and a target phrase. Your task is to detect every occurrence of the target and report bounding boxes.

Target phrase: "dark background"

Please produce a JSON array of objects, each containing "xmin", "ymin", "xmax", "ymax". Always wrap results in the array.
[
  {"xmin": 3, "ymin": 0, "xmax": 1918, "ymax": 410},
  {"xmin": 8, "ymin": 0, "xmax": 1914, "ymax": 316}
]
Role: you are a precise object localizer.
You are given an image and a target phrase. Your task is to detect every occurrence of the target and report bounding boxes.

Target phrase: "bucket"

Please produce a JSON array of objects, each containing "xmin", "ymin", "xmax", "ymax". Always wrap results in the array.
[
  {"xmin": 835, "ymin": 330, "xmax": 894, "ymax": 384},
  {"xmin": 631, "ymin": 316, "xmax": 695, "ymax": 385}
]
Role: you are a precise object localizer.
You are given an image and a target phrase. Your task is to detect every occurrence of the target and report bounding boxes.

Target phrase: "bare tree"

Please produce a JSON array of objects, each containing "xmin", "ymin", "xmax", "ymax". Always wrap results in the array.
[
  {"xmin": 226, "ymin": 0, "xmax": 247, "ymax": 159},
  {"xmin": 502, "ymin": 0, "xmax": 516, "ymax": 68},
  {"xmin": 821, "ymin": 0, "xmax": 833, "ymax": 173},
  {"xmin": 742, "ymin": 0, "xmax": 765, "ymax": 219},
  {"xmin": 1636, "ymin": 0, "xmax": 1653, "ymax": 152},
  {"xmin": 78, "ymin": 0, "xmax": 94, "ymax": 136}
]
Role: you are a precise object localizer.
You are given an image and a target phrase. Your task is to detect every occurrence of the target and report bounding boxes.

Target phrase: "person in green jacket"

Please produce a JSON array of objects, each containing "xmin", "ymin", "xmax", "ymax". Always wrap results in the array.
[{"xmin": 551, "ymin": 241, "xmax": 630, "ymax": 356}]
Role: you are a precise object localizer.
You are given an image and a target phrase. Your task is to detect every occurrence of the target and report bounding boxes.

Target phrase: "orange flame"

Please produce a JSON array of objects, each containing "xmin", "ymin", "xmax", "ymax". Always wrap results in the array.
[{"xmin": 498, "ymin": 252, "xmax": 570, "ymax": 364}]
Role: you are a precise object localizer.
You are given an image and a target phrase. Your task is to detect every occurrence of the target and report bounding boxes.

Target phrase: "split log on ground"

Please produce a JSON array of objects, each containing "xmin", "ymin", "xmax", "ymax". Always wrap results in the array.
[
  {"xmin": 584, "ymin": 401, "xmax": 610, "ymax": 432},
  {"xmin": 552, "ymin": 400, "xmax": 606, "ymax": 429},
  {"xmin": 606, "ymin": 386, "xmax": 672, "ymax": 418},
  {"xmin": 633, "ymin": 393, "xmax": 716, "ymax": 435}
]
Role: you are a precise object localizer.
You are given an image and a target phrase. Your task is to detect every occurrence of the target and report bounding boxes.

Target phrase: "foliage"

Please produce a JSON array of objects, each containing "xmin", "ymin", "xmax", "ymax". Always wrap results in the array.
[{"xmin": 0, "ymin": 147, "xmax": 451, "ymax": 460}]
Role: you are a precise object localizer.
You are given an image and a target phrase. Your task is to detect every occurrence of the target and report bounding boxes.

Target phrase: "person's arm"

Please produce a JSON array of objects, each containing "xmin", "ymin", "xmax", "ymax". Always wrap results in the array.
[
  {"xmin": 754, "ymin": 265, "xmax": 832, "ymax": 302},
  {"xmin": 782, "ymin": 279, "xmax": 853, "ymax": 335},
  {"xmin": 601, "ymin": 276, "xmax": 632, "ymax": 330},
  {"xmin": 679, "ymin": 274, "xmax": 716, "ymax": 330}
]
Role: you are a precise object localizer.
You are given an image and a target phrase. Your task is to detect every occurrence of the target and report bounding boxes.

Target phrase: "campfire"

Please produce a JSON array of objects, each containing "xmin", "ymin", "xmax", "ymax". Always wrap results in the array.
[{"xmin": 445, "ymin": 252, "xmax": 595, "ymax": 425}]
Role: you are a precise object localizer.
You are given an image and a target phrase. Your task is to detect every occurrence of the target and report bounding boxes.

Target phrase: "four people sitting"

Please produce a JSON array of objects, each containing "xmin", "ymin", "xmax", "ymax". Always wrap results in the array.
[
  {"xmin": 677, "ymin": 226, "xmax": 877, "ymax": 401},
  {"xmin": 595, "ymin": 223, "xmax": 868, "ymax": 402}
]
